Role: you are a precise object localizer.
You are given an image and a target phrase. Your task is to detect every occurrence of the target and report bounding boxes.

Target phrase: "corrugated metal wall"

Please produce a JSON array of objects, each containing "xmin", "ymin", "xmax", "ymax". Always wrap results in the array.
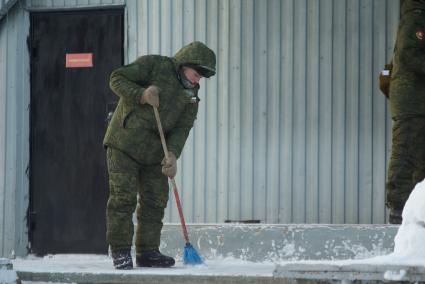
[
  {"xmin": 0, "ymin": 0, "xmax": 17, "ymax": 19},
  {"xmin": 125, "ymin": 0, "xmax": 400, "ymax": 224},
  {"xmin": 0, "ymin": 3, "xmax": 30, "ymax": 258},
  {"xmin": 0, "ymin": 0, "xmax": 402, "ymax": 258}
]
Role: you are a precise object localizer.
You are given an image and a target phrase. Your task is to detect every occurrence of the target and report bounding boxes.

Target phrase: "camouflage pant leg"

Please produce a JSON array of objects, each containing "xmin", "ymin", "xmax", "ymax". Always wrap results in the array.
[
  {"xmin": 135, "ymin": 164, "xmax": 169, "ymax": 252},
  {"xmin": 386, "ymin": 118, "xmax": 425, "ymax": 210},
  {"xmin": 106, "ymin": 147, "xmax": 140, "ymax": 251}
]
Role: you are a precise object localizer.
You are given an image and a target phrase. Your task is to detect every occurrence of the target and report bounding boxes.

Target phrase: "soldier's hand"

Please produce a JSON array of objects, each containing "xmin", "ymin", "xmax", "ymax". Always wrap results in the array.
[
  {"xmin": 140, "ymin": 85, "xmax": 160, "ymax": 108},
  {"xmin": 161, "ymin": 152, "xmax": 177, "ymax": 178}
]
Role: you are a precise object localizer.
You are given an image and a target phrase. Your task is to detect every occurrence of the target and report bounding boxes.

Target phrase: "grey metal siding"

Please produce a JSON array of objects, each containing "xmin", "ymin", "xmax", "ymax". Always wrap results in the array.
[
  {"xmin": 126, "ymin": 0, "xmax": 400, "ymax": 224},
  {"xmin": 0, "ymin": 0, "xmax": 17, "ymax": 20},
  {"xmin": 0, "ymin": 4, "xmax": 30, "ymax": 258},
  {"xmin": 0, "ymin": 0, "xmax": 402, "ymax": 258},
  {"xmin": 0, "ymin": 11, "xmax": 6, "ymax": 256}
]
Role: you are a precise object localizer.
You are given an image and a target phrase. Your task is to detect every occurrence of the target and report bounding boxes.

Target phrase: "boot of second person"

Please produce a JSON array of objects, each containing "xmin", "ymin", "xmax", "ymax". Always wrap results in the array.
[{"xmin": 389, "ymin": 208, "xmax": 403, "ymax": 225}]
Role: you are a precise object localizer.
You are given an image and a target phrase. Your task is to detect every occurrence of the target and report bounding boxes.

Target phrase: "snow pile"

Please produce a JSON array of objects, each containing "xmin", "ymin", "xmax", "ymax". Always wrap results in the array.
[
  {"xmin": 0, "ymin": 270, "xmax": 18, "ymax": 284},
  {"xmin": 383, "ymin": 269, "xmax": 407, "ymax": 281},
  {"xmin": 351, "ymin": 179, "xmax": 425, "ymax": 268},
  {"xmin": 393, "ymin": 179, "xmax": 425, "ymax": 258},
  {"xmin": 0, "ymin": 258, "xmax": 18, "ymax": 284}
]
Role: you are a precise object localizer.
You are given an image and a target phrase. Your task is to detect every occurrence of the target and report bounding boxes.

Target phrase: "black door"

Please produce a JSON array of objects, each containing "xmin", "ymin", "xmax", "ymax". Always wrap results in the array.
[{"xmin": 29, "ymin": 9, "xmax": 123, "ymax": 254}]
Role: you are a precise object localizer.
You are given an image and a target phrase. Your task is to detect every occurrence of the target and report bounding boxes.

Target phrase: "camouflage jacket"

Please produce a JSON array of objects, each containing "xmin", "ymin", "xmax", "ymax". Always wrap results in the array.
[
  {"xmin": 390, "ymin": 0, "xmax": 425, "ymax": 118},
  {"xmin": 103, "ymin": 41, "xmax": 216, "ymax": 164}
]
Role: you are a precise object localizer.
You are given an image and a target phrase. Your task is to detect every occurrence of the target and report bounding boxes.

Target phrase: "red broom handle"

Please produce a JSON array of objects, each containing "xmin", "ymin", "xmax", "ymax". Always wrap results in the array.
[
  {"xmin": 170, "ymin": 178, "xmax": 190, "ymax": 243},
  {"xmin": 153, "ymin": 107, "xmax": 190, "ymax": 243}
]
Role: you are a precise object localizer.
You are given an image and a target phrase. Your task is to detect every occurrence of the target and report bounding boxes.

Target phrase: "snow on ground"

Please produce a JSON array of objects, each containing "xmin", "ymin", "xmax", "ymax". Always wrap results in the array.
[
  {"xmin": 0, "ymin": 270, "xmax": 18, "ymax": 284},
  {"xmin": 11, "ymin": 254, "xmax": 274, "ymax": 277},
  {"xmin": 0, "ymin": 258, "xmax": 18, "ymax": 284}
]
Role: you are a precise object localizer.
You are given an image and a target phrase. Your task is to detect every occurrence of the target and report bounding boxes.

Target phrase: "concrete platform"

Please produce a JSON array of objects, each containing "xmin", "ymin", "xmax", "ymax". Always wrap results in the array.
[
  {"xmin": 18, "ymin": 273, "xmax": 281, "ymax": 284},
  {"xmin": 0, "ymin": 258, "xmax": 19, "ymax": 284},
  {"xmin": 159, "ymin": 223, "xmax": 398, "ymax": 262},
  {"xmin": 274, "ymin": 262, "xmax": 425, "ymax": 283},
  {"xmin": 14, "ymin": 256, "xmax": 278, "ymax": 284},
  {"xmin": 10, "ymin": 224, "xmax": 418, "ymax": 284}
]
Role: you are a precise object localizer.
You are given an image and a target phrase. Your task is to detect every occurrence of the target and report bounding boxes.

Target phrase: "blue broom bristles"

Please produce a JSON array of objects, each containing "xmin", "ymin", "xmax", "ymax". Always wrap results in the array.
[{"xmin": 183, "ymin": 242, "xmax": 204, "ymax": 265}]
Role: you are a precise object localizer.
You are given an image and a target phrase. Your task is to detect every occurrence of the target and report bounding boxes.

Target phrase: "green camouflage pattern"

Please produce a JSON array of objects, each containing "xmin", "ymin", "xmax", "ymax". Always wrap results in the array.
[
  {"xmin": 387, "ymin": 0, "xmax": 425, "ymax": 211},
  {"xmin": 390, "ymin": 1, "xmax": 425, "ymax": 117},
  {"xmin": 401, "ymin": 0, "xmax": 425, "ymax": 15},
  {"xmin": 103, "ymin": 41, "xmax": 216, "ymax": 163},
  {"xmin": 104, "ymin": 41, "xmax": 216, "ymax": 252},
  {"xmin": 106, "ymin": 147, "xmax": 169, "ymax": 251},
  {"xmin": 386, "ymin": 118, "xmax": 425, "ymax": 210}
]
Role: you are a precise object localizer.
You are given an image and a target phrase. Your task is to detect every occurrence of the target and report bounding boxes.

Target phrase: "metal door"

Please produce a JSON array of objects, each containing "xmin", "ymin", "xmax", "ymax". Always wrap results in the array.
[{"xmin": 29, "ymin": 9, "xmax": 123, "ymax": 254}]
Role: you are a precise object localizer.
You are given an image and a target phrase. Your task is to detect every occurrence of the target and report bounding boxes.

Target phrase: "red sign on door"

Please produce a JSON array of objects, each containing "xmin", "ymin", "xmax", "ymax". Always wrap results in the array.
[{"xmin": 66, "ymin": 53, "xmax": 93, "ymax": 68}]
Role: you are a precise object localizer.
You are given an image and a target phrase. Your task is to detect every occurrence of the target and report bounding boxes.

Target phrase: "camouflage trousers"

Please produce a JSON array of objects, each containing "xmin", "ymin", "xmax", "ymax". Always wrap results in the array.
[
  {"xmin": 386, "ymin": 117, "xmax": 425, "ymax": 211},
  {"xmin": 106, "ymin": 147, "xmax": 169, "ymax": 252}
]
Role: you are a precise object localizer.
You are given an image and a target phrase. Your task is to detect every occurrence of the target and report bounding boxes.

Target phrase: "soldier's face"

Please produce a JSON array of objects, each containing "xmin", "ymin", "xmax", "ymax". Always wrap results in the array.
[{"xmin": 182, "ymin": 66, "xmax": 203, "ymax": 85}]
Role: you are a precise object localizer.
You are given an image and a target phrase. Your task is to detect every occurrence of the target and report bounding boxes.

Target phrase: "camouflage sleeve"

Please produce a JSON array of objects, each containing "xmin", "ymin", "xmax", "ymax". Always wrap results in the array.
[
  {"xmin": 397, "ymin": 15, "xmax": 425, "ymax": 74},
  {"xmin": 109, "ymin": 56, "xmax": 154, "ymax": 106},
  {"xmin": 166, "ymin": 103, "xmax": 199, "ymax": 159}
]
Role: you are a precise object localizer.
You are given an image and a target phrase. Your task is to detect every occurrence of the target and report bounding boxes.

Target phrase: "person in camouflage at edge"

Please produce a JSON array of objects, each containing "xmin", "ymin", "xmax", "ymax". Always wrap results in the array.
[
  {"xmin": 386, "ymin": 0, "xmax": 425, "ymax": 224},
  {"xmin": 103, "ymin": 41, "xmax": 216, "ymax": 269}
]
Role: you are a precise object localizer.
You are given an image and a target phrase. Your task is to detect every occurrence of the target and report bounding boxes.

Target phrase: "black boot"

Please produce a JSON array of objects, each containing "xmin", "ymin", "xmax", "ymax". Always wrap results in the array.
[
  {"xmin": 112, "ymin": 250, "xmax": 133, "ymax": 270},
  {"xmin": 136, "ymin": 249, "xmax": 175, "ymax": 267},
  {"xmin": 389, "ymin": 208, "xmax": 403, "ymax": 224}
]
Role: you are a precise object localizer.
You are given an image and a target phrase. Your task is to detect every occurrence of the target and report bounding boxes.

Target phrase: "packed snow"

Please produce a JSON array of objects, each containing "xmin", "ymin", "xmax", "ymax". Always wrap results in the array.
[
  {"xmin": 393, "ymin": 179, "xmax": 425, "ymax": 258},
  {"xmin": 0, "ymin": 269, "xmax": 18, "ymax": 284},
  {"xmin": 0, "ymin": 259, "xmax": 18, "ymax": 284},
  {"xmin": 11, "ymin": 254, "xmax": 275, "ymax": 276}
]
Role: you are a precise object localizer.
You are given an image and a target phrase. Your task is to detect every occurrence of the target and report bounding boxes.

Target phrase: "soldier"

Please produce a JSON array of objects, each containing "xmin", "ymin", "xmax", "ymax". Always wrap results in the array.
[
  {"xmin": 103, "ymin": 41, "xmax": 216, "ymax": 269},
  {"xmin": 385, "ymin": 0, "xmax": 425, "ymax": 224}
]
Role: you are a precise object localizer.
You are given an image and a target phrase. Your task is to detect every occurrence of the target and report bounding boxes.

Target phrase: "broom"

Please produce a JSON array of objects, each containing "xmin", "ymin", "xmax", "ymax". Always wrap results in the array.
[{"xmin": 153, "ymin": 107, "xmax": 204, "ymax": 265}]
